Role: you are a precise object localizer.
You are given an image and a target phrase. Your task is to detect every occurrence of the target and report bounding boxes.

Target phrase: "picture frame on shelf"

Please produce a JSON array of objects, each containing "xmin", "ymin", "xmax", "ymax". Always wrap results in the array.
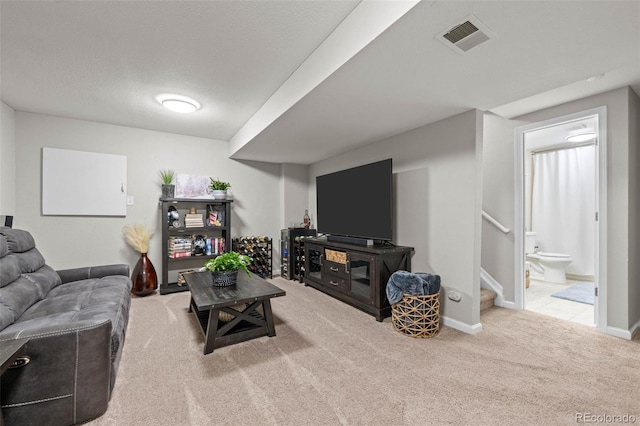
[
  {"xmin": 207, "ymin": 204, "xmax": 225, "ymax": 227},
  {"xmin": 175, "ymin": 174, "xmax": 215, "ymax": 199}
]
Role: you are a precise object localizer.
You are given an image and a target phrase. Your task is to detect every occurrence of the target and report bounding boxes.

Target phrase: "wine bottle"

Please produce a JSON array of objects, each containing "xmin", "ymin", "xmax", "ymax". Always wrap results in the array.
[{"xmin": 303, "ymin": 210, "xmax": 310, "ymax": 229}]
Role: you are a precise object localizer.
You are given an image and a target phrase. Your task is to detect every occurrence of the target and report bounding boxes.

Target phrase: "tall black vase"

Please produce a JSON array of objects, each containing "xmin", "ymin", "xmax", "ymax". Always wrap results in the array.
[{"xmin": 131, "ymin": 253, "xmax": 158, "ymax": 296}]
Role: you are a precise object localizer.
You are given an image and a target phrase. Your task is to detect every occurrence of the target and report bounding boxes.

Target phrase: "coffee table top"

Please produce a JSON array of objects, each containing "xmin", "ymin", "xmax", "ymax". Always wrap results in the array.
[{"xmin": 185, "ymin": 271, "xmax": 285, "ymax": 310}]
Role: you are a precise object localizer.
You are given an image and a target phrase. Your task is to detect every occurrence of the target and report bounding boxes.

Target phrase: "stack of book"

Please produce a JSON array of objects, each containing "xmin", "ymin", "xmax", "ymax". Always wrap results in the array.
[
  {"xmin": 168, "ymin": 236, "xmax": 192, "ymax": 258},
  {"xmin": 185, "ymin": 212, "xmax": 204, "ymax": 228}
]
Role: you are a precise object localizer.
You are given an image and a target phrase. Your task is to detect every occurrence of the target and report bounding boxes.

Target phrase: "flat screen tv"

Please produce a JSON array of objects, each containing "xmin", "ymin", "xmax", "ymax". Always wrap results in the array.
[{"xmin": 316, "ymin": 159, "xmax": 393, "ymax": 242}]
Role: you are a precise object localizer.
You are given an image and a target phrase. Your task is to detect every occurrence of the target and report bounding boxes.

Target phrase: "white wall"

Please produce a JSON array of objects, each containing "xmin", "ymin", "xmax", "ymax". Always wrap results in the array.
[
  {"xmin": 309, "ymin": 110, "xmax": 483, "ymax": 331},
  {"xmin": 628, "ymin": 90, "xmax": 640, "ymax": 333},
  {"xmin": 481, "ymin": 113, "xmax": 525, "ymax": 302},
  {"xmin": 14, "ymin": 112, "xmax": 282, "ymax": 276},
  {"xmin": 482, "ymin": 86, "xmax": 639, "ymax": 334},
  {"xmin": 0, "ymin": 101, "xmax": 16, "ymax": 217},
  {"xmin": 280, "ymin": 163, "xmax": 310, "ymax": 228}
]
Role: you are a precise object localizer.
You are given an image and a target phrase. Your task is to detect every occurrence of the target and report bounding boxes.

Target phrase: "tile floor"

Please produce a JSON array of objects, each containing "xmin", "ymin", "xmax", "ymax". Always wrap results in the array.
[{"xmin": 525, "ymin": 278, "xmax": 594, "ymax": 326}]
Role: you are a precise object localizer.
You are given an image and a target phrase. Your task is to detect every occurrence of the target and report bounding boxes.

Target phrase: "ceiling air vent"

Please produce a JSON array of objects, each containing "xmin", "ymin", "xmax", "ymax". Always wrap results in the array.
[{"xmin": 437, "ymin": 15, "xmax": 496, "ymax": 54}]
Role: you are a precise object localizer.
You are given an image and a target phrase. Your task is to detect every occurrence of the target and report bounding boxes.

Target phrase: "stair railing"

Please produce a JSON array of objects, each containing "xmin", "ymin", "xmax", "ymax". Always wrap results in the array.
[{"xmin": 482, "ymin": 210, "xmax": 510, "ymax": 234}]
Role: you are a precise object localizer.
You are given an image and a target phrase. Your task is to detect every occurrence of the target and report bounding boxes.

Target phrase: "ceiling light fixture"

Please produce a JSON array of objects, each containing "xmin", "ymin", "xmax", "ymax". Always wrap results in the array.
[
  {"xmin": 157, "ymin": 94, "xmax": 200, "ymax": 113},
  {"xmin": 566, "ymin": 132, "xmax": 596, "ymax": 143}
]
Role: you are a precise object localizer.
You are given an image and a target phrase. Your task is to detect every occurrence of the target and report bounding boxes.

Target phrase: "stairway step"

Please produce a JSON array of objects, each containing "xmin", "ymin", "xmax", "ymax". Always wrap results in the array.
[{"xmin": 480, "ymin": 288, "xmax": 497, "ymax": 311}]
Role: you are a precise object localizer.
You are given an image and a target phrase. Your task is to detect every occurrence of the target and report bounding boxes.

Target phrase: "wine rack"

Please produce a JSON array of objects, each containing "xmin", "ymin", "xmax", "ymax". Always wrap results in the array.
[
  {"xmin": 280, "ymin": 228, "xmax": 317, "ymax": 280},
  {"xmin": 293, "ymin": 235, "xmax": 315, "ymax": 282},
  {"xmin": 232, "ymin": 236, "xmax": 272, "ymax": 279}
]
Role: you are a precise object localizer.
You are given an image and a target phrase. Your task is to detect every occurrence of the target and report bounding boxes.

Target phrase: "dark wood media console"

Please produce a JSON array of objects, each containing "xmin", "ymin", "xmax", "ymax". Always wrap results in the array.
[{"xmin": 303, "ymin": 238, "xmax": 414, "ymax": 321}]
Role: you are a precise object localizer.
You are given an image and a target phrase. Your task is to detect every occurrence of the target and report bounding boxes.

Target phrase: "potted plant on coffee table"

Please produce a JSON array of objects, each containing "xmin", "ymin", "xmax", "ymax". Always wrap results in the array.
[
  {"xmin": 208, "ymin": 178, "xmax": 230, "ymax": 199},
  {"xmin": 204, "ymin": 251, "xmax": 251, "ymax": 287}
]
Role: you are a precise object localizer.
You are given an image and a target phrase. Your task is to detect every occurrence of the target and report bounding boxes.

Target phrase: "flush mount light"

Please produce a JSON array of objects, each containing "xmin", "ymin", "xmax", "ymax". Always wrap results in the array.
[
  {"xmin": 157, "ymin": 94, "xmax": 200, "ymax": 113},
  {"xmin": 566, "ymin": 132, "xmax": 596, "ymax": 143}
]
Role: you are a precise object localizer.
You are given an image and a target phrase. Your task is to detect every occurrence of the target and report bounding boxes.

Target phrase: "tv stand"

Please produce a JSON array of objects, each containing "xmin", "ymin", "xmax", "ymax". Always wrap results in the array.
[
  {"xmin": 326, "ymin": 234, "xmax": 373, "ymax": 247},
  {"xmin": 304, "ymin": 238, "xmax": 414, "ymax": 321}
]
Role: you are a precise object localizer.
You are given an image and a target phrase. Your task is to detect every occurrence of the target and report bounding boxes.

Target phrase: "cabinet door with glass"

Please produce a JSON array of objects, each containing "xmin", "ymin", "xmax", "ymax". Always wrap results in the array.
[
  {"xmin": 304, "ymin": 243, "xmax": 323, "ymax": 286},
  {"xmin": 347, "ymin": 251, "xmax": 376, "ymax": 304}
]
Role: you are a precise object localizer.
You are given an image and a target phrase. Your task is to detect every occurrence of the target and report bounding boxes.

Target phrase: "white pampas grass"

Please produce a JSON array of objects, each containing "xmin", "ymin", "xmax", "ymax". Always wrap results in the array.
[{"xmin": 122, "ymin": 223, "xmax": 154, "ymax": 253}]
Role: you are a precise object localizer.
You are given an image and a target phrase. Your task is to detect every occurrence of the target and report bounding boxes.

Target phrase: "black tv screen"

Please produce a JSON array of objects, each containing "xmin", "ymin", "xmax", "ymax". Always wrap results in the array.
[{"xmin": 316, "ymin": 159, "xmax": 393, "ymax": 241}]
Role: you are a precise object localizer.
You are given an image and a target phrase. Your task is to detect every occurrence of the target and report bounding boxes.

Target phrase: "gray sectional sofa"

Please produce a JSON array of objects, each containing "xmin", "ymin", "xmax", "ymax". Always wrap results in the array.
[{"xmin": 0, "ymin": 227, "xmax": 132, "ymax": 425}]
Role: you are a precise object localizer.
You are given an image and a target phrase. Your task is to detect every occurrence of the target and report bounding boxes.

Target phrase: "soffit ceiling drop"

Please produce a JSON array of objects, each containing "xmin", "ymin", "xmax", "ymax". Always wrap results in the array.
[{"xmin": 1, "ymin": 1, "xmax": 639, "ymax": 165}]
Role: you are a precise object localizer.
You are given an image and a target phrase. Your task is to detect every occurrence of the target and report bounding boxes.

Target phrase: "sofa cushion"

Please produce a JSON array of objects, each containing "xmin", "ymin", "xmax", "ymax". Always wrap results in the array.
[
  {"xmin": 0, "ymin": 228, "xmax": 36, "ymax": 253},
  {"xmin": 14, "ymin": 248, "xmax": 46, "ymax": 274},
  {"xmin": 0, "ymin": 254, "xmax": 21, "ymax": 288},
  {"xmin": 0, "ymin": 276, "xmax": 43, "ymax": 331},
  {"xmin": 0, "ymin": 228, "xmax": 63, "ymax": 332},
  {"xmin": 0, "ymin": 234, "xmax": 8, "ymax": 258},
  {"xmin": 4, "ymin": 275, "xmax": 131, "ymax": 367}
]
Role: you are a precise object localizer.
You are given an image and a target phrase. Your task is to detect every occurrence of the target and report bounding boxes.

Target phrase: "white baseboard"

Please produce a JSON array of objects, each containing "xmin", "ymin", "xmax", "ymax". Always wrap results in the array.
[
  {"xmin": 629, "ymin": 318, "xmax": 640, "ymax": 339},
  {"xmin": 442, "ymin": 316, "xmax": 483, "ymax": 335},
  {"xmin": 606, "ymin": 316, "xmax": 640, "ymax": 340},
  {"xmin": 498, "ymin": 300, "xmax": 517, "ymax": 310},
  {"xmin": 606, "ymin": 326, "xmax": 633, "ymax": 340},
  {"xmin": 480, "ymin": 268, "xmax": 505, "ymax": 306}
]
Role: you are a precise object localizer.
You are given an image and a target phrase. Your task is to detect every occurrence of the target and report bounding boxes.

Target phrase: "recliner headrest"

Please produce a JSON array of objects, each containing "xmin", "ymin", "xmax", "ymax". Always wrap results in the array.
[{"xmin": 0, "ymin": 228, "xmax": 36, "ymax": 253}]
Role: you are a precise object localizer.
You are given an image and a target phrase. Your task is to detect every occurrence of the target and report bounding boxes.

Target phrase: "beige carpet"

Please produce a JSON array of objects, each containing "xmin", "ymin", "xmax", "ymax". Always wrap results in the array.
[{"xmin": 88, "ymin": 277, "xmax": 639, "ymax": 426}]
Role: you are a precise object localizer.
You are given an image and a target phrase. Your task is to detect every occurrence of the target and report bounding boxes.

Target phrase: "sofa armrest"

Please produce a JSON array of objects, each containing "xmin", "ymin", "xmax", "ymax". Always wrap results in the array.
[
  {"xmin": 0, "ymin": 320, "xmax": 113, "ymax": 425},
  {"xmin": 56, "ymin": 264, "xmax": 130, "ymax": 283}
]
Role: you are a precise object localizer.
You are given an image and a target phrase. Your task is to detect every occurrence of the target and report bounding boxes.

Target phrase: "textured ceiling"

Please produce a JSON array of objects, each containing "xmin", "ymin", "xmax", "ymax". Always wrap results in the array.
[
  {"xmin": 1, "ymin": 1, "xmax": 639, "ymax": 165},
  {"xmin": 0, "ymin": 0, "xmax": 360, "ymax": 140}
]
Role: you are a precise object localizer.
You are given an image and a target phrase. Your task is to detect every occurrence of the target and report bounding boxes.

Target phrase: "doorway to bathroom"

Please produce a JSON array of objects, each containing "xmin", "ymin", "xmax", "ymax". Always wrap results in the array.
[{"xmin": 514, "ymin": 107, "xmax": 606, "ymax": 331}]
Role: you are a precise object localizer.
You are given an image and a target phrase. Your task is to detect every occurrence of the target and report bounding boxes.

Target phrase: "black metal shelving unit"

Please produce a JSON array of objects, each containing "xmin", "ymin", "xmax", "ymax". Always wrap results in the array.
[{"xmin": 159, "ymin": 198, "xmax": 232, "ymax": 294}]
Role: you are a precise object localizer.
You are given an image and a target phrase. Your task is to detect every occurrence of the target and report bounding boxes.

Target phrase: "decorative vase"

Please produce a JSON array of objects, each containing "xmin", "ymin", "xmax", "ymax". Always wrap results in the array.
[
  {"xmin": 162, "ymin": 184, "xmax": 175, "ymax": 199},
  {"xmin": 211, "ymin": 270, "xmax": 238, "ymax": 287},
  {"xmin": 131, "ymin": 253, "xmax": 158, "ymax": 296},
  {"xmin": 211, "ymin": 190, "xmax": 226, "ymax": 200}
]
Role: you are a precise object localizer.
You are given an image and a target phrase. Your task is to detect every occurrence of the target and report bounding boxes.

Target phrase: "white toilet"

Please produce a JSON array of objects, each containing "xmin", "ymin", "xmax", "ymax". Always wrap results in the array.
[{"xmin": 525, "ymin": 232, "xmax": 573, "ymax": 284}]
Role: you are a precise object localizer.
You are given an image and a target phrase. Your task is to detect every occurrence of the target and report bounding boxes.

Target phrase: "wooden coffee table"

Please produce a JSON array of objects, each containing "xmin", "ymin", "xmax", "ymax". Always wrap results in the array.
[{"xmin": 185, "ymin": 271, "xmax": 286, "ymax": 354}]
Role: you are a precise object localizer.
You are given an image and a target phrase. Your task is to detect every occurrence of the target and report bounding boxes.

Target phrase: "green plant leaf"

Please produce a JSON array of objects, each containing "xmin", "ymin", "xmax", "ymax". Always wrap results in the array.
[
  {"xmin": 204, "ymin": 251, "xmax": 251, "ymax": 276},
  {"xmin": 160, "ymin": 169, "xmax": 175, "ymax": 185}
]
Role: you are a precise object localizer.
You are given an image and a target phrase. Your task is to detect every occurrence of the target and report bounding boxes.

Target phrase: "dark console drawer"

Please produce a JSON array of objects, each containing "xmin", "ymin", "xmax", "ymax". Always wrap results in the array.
[
  {"xmin": 322, "ymin": 259, "xmax": 348, "ymax": 279},
  {"xmin": 323, "ymin": 273, "xmax": 348, "ymax": 293}
]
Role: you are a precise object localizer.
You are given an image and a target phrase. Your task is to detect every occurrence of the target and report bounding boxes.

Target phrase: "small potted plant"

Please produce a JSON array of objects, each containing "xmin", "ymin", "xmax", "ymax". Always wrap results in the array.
[
  {"xmin": 208, "ymin": 178, "xmax": 231, "ymax": 200},
  {"xmin": 204, "ymin": 251, "xmax": 251, "ymax": 286},
  {"xmin": 160, "ymin": 169, "xmax": 175, "ymax": 199}
]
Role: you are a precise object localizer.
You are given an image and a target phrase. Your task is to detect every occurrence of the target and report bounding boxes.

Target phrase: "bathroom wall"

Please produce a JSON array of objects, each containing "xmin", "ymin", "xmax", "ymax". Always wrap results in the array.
[{"xmin": 482, "ymin": 86, "xmax": 638, "ymax": 336}]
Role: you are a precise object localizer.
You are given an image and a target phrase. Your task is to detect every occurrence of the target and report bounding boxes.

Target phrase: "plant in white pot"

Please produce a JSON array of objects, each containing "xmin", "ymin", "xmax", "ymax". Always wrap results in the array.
[
  {"xmin": 160, "ymin": 169, "xmax": 175, "ymax": 199},
  {"xmin": 208, "ymin": 178, "xmax": 230, "ymax": 200},
  {"xmin": 204, "ymin": 251, "xmax": 251, "ymax": 287}
]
